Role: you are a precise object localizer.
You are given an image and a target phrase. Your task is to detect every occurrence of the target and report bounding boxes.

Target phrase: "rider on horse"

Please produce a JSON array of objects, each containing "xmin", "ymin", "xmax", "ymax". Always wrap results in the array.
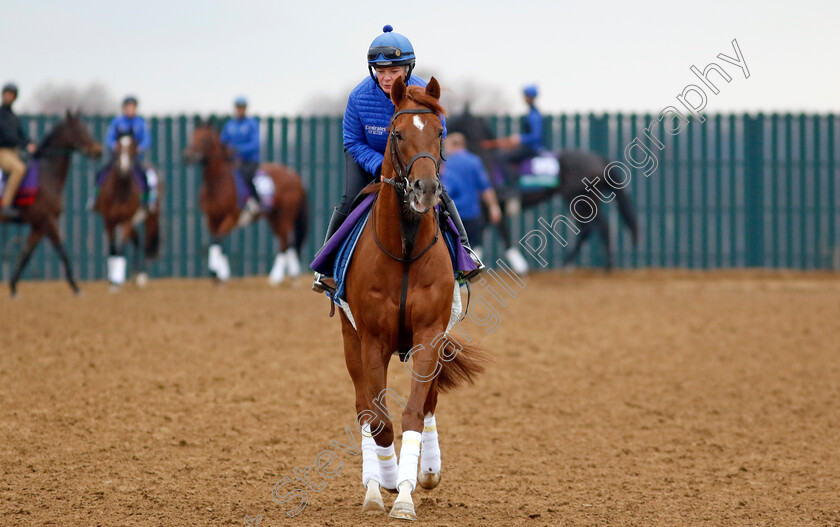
[
  {"xmin": 312, "ymin": 25, "xmax": 485, "ymax": 293},
  {"xmin": 220, "ymin": 96, "xmax": 261, "ymax": 224},
  {"xmin": 496, "ymin": 85, "xmax": 545, "ymax": 197},
  {"xmin": 0, "ymin": 82, "xmax": 37, "ymax": 219},
  {"xmin": 95, "ymin": 95, "xmax": 157, "ymax": 211}
]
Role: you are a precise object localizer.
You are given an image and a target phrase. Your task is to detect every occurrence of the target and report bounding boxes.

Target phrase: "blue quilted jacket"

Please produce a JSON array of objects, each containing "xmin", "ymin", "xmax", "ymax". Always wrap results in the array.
[{"xmin": 343, "ymin": 76, "xmax": 447, "ymax": 175}]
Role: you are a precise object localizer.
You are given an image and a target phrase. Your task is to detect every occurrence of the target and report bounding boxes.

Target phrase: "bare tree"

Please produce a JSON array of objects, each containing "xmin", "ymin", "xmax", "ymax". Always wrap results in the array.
[
  {"xmin": 299, "ymin": 71, "xmax": 512, "ymax": 117},
  {"xmin": 24, "ymin": 81, "xmax": 118, "ymax": 115}
]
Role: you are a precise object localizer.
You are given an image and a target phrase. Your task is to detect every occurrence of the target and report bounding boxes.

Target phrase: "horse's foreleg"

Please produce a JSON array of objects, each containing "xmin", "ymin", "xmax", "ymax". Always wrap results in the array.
[
  {"xmin": 9, "ymin": 228, "xmax": 44, "ymax": 297},
  {"xmin": 44, "ymin": 219, "xmax": 80, "ymax": 295},
  {"xmin": 391, "ymin": 329, "xmax": 441, "ymax": 521},
  {"xmin": 341, "ymin": 319, "xmax": 392, "ymax": 514},
  {"xmin": 418, "ymin": 386, "xmax": 442, "ymax": 490},
  {"xmin": 207, "ymin": 216, "xmax": 236, "ymax": 282},
  {"xmin": 106, "ymin": 223, "xmax": 129, "ymax": 289}
]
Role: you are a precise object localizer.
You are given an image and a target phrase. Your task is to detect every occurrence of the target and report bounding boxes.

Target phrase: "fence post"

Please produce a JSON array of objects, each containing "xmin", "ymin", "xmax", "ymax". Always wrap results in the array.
[{"xmin": 743, "ymin": 113, "xmax": 765, "ymax": 267}]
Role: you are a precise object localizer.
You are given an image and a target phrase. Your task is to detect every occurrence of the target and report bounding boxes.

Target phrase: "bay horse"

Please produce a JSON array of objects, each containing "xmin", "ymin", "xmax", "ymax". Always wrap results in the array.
[
  {"xmin": 94, "ymin": 134, "xmax": 161, "ymax": 290},
  {"xmin": 448, "ymin": 108, "xmax": 638, "ymax": 272},
  {"xmin": 183, "ymin": 122, "xmax": 308, "ymax": 284},
  {"xmin": 340, "ymin": 77, "xmax": 490, "ymax": 521},
  {"xmin": 1, "ymin": 110, "xmax": 102, "ymax": 296}
]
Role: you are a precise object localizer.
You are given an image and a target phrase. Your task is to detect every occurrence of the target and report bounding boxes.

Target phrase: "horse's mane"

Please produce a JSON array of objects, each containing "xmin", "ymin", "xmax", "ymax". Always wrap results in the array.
[
  {"xmin": 404, "ymin": 86, "xmax": 447, "ymax": 117},
  {"xmin": 33, "ymin": 121, "xmax": 65, "ymax": 158}
]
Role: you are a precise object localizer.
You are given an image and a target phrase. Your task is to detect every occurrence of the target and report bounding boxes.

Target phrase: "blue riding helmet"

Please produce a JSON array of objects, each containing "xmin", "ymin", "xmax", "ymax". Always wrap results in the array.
[
  {"xmin": 234, "ymin": 96, "xmax": 248, "ymax": 107},
  {"xmin": 523, "ymin": 85, "xmax": 538, "ymax": 98},
  {"xmin": 122, "ymin": 95, "xmax": 138, "ymax": 106},
  {"xmin": 2, "ymin": 82, "xmax": 18, "ymax": 95},
  {"xmin": 367, "ymin": 25, "xmax": 416, "ymax": 86}
]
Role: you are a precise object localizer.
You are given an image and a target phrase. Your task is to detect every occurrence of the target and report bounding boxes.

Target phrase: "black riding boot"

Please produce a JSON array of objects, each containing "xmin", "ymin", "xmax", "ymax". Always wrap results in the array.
[
  {"xmin": 440, "ymin": 190, "xmax": 485, "ymax": 282},
  {"xmin": 311, "ymin": 207, "xmax": 349, "ymax": 293}
]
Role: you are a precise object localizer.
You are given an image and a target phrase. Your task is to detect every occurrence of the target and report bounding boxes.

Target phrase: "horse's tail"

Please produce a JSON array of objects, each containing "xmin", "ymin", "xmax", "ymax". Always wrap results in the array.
[
  {"xmin": 144, "ymin": 211, "xmax": 162, "ymax": 259},
  {"xmin": 436, "ymin": 334, "xmax": 493, "ymax": 393},
  {"xmin": 613, "ymin": 185, "xmax": 639, "ymax": 245},
  {"xmin": 293, "ymin": 189, "xmax": 309, "ymax": 253}
]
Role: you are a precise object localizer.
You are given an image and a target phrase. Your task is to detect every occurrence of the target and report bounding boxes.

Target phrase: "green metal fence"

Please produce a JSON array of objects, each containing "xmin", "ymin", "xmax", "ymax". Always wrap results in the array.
[{"xmin": 2, "ymin": 113, "xmax": 838, "ymax": 281}]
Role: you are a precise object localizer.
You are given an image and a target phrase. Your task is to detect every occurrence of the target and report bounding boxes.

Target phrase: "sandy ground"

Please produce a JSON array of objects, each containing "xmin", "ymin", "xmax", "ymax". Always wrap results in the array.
[{"xmin": 0, "ymin": 270, "xmax": 839, "ymax": 527}]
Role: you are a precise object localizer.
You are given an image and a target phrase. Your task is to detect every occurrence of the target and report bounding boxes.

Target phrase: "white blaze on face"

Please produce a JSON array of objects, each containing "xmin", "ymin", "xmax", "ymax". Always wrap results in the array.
[
  {"xmin": 119, "ymin": 136, "xmax": 131, "ymax": 173},
  {"xmin": 413, "ymin": 115, "xmax": 425, "ymax": 132}
]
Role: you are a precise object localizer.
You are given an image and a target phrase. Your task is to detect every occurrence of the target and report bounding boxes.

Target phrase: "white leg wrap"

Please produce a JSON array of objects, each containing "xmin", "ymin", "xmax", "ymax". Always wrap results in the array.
[
  {"xmin": 208, "ymin": 244, "xmax": 222, "ymax": 273},
  {"xmin": 420, "ymin": 415, "xmax": 441, "ymax": 475},
  {"xmin": 284, "ymin": 247, "xmax": 301, "ymax": 277},
  {"xmin": 208, "ymin": 245, "xmax": 230, "ymax": 281},
  {"xmin": 361, "ymin": 424, "xmax": 381, "ymax": 488},
  {"xmin": 505, "ymin": 247, "xmax": 530, "ymax": 275},
  {"xmin": 107, "ymin": 256, "xmax": 127, "ymax": 285},
  {"xmin": 396, "ymin": 430, "xmax": 422, "ymax": 491},
  {"xmin": 377, "ymin": 443, "xmax": 398, "ymax": 489},
  {"xmin": 268, "ymin": 253, "xmax": 286, "ymax": 285}
]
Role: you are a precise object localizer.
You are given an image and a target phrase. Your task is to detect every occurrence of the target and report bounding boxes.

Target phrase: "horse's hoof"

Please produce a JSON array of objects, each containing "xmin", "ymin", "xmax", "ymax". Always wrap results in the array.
[
  {"xmin": 418, "ymin": 472, "xmax": 441, "ymax": 490},
  {"xmin": 362, "ymin": 496, "xmax": 385, "ymax": 514},
  {"xmin": 389, "ymin": 501, "xmax": 417, "ymax": 521},
  {"xmin": 136, "ymin": 273, "xmax": 149, "ymax": 288},
  {"xmin": 73, "ymin": 288, "xmax": 82, "ymax": 297}
]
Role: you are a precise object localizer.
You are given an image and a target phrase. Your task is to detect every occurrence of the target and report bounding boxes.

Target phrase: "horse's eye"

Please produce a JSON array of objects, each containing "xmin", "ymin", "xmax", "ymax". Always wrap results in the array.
[{"xmin": 393, "ymin": 131, "xmax": 402, "ymax": 140}]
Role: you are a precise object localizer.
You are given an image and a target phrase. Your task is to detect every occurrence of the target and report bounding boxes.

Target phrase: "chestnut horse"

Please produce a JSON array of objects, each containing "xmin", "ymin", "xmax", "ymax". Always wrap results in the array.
[
  {"xmin": 2, "ymin": 111, "xmax": 102, "ymax": 296},
  {"xmin": 94, "ymin": 134, "xmax": 161, "ymax": 290},
  {"xmin": 339, "ymin": 77, "xmax": 490, "ymax": 521},
  {"xmin": 183, "ymin": 122, "xmax": 308, "ymax": 284}
]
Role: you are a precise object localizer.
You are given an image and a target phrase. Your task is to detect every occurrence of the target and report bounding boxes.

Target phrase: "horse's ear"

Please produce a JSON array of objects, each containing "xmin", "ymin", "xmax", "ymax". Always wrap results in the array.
[
  {"xmin": 425, "ymin": 77, "xmax": 441, "ymax": 100},
  {"xmin": 391, "ymin": 76, "xmax": 406, "ymax": 105},
  {"xmin": 66, "ymin": 108, "xmax": 73, "ymax": 119}
]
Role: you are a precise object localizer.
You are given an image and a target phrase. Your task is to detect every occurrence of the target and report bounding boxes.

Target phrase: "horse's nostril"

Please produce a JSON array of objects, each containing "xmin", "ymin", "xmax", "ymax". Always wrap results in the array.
[{"xmin": 413, "ymin": 180, "xmax": 424, "ymax": 192}]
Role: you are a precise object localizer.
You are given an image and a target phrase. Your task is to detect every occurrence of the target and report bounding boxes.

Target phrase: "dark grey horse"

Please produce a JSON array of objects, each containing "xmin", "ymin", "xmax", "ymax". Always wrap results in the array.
[{"xmin": 448, "ymin": 108, "xmax": 637, "ymax": 271}]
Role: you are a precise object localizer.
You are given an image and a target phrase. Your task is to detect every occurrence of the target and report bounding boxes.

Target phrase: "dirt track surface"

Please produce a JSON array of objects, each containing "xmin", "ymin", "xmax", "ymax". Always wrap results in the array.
[{"xmin": 1, "ymin": 270, "xmax": 839, "ymax": 526}]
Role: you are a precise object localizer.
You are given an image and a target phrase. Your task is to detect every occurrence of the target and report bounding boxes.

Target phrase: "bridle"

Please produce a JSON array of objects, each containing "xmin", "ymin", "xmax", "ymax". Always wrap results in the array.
[
  {"xmin": 374, "ymin": 106, "xmax": 449, "ymax": 361},
  {"xmin": 374, "ymin": 106, "xmax": 445, "ymax": 263},
  {"xmin": 381, "ymin": 108, "xmax": 445, "ymax": 200}
]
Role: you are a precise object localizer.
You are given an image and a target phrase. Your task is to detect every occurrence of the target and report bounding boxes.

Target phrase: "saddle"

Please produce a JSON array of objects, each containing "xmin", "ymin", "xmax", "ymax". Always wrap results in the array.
[
  {"xmin": 517, "ymin": 152, "xmax": 561, "ymax": 191},
  {"xmin": 310, "ymin": 186, "xmax": 476, "ymax": 304},
  {"xmin": 0, "ymin": 162, "xmax": 39, "ymax": 207}
]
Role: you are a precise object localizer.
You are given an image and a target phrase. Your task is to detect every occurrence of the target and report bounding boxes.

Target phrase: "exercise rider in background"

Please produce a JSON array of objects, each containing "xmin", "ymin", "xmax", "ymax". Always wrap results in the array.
[
  {"xmin": 312, "ymin": 25, "xmax": 485, "ymax": 294},
  {"xmin": 482, "ymin": 84, "xmax": 544, "ymax": 201},
  {"xmin": 0, "ymin": 83, "xmax": 37, "ymax": 219},
  {"xmin": 95, "ymin": 96, "xmax": 158, "ymax": 213},
  {"xmin": 220, "ymin": 96, "xmax": 261, "ymax": 225}
]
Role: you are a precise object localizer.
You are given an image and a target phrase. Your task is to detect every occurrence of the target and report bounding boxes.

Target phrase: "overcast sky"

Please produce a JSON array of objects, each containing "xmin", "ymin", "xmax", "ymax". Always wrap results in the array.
[{"xmin": 3, "ymin": 0, "xmax": 836, "ymax": 116}]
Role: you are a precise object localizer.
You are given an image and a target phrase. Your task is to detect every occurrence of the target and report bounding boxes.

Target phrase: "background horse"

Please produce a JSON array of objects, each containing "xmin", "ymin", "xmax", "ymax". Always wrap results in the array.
[
  {"xmin": 183, "ymin": 122, "xmax": 308, "ymax": 284},
  {"xmin": 340, "ymin": 77, "xmax": 490, "ymax": 521},
  {"xmin": 1, "ymin": 110, "xmax": 102, "ymax": 296},
  {"xmin": 94, "ymin": 134, "xmax": 161, "ymax": 290},
  {"xmin": 448, "ymin": 108, "xmax": 638, "ymax": 272}
]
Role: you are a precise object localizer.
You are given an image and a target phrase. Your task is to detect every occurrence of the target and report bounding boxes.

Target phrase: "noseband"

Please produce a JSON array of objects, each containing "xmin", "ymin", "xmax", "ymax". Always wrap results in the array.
[{"xmin": 383, "ymin": 108, "xmax": 445, "ymax": 198}]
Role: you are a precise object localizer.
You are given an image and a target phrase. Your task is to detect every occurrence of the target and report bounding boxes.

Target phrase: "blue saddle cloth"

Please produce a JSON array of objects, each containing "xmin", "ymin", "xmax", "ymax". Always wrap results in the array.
[{"xmin": 310, "ymin": 192, "xmax": 477, "ymax": 303}]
